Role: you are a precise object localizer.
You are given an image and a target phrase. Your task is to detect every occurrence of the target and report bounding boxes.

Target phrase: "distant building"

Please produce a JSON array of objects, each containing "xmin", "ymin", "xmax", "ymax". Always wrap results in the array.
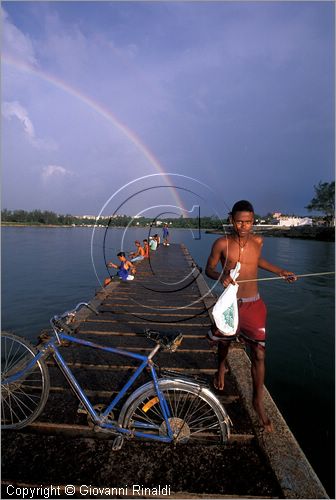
[
  {"xmin": 76, "ymin": 215, "xmax": 116, "ymax": 220},
  {"xmin": 278, "ymin": 216, "xmax": 313, "ymax": 227}
]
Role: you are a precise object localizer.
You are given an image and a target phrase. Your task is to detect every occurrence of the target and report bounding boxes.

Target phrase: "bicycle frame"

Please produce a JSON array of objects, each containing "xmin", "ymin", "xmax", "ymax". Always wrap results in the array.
[{"xmin": 3, "ymin": 332, "xmax": 176, "ymax": 443}]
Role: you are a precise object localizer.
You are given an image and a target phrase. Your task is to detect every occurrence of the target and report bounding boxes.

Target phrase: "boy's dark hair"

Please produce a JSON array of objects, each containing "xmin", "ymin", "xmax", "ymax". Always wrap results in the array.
[
  {"xmin": 230, "ymin": 200, "xmax": 254, "ymax": 216},
  {"xmin": 143, "ymin": 239, "xmax": 148, "ymax": 243},
  {"xmin": 117, "ymin": 251, "xmax": 125, "ymax": 257}
]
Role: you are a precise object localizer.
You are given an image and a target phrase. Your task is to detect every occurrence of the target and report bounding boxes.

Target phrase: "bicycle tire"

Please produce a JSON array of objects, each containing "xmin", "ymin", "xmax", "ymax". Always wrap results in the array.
[
  {"xmin": 119, "ymin": 379, "xmax": 230, "ymax": 444},
  {"xmin": 1, "ymin": 332, "xmax": 50, "ymax": 429}
]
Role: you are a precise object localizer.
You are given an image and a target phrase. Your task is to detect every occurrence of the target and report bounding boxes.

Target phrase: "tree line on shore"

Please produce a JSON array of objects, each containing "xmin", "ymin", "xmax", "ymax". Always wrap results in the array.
[
  {"xmin": 2, "ymin": 181, "xmax": 334, "ymax": 227},
  {"xmin": 0, "ymin": 209, "xmax": 225, "ymax": 228},
  {"xmin": 0, "ymin": 209, "xmax": 327, "ymax": 229}
]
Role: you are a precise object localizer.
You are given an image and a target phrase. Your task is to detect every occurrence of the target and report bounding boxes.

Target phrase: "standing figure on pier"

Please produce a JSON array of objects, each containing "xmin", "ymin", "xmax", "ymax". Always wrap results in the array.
[
  {"xmin": 162, "ymin": 223, "xmax": 170, "ymax": 246},
  {"xmin": 205, "ymin": 200, "xmax": 297, "ymax": 432}
]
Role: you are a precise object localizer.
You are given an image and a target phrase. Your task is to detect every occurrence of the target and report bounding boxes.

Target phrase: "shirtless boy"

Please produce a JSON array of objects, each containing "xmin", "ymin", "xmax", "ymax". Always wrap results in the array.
[
  {"xmin": 205, "ymin": 200, "xmax": 297, "ymax": 431},
  {"xmin": 129, "ymin": 241, "xmax": 145, "ymax": 262},
  {"xmin": 143, "ymin": 239, "xmax": 150, "ymax": 258}
]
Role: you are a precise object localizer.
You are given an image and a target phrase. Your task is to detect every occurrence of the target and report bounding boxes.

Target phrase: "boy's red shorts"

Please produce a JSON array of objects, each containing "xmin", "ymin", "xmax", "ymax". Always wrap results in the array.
[{"xmin": 237, "ymin": 297, "xmax": 267, "ymax": 349}]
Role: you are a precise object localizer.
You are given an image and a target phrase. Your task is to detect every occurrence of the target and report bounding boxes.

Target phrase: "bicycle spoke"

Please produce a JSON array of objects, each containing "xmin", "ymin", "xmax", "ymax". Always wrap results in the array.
[
  {"xmin": 2, "ymin": 394, "xmax": 21, "ymax": 426},
  {"xmin": 1, "ymin": 333, "xmax": 49, "ymax": 429},
  {"xmin": 123, "ymin": 383, "xmax": 228, "ymax": 444}
]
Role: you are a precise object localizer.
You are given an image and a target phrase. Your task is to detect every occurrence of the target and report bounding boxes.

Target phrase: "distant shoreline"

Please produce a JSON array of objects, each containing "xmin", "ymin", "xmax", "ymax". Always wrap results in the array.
[
  {"xmin": 0, "ymin": 223, "xmax": 212, "ymax": 230},
  {"xmin": 206, "ymin": 226, "xmax": 335, "ymax": 242},
  {"xmin": 2, "ymin": 223, "xmax": 334, "ymax": 241},
  {"xmin": 1, "ymin": 223, "xmax": 73, "ymax": 228}
]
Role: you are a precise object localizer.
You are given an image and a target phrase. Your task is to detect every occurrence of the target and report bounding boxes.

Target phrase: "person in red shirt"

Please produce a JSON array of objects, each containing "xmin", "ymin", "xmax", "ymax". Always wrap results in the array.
[{"xmin": 143, "ymin": 239, "xmax": 149, "ymax": 258}]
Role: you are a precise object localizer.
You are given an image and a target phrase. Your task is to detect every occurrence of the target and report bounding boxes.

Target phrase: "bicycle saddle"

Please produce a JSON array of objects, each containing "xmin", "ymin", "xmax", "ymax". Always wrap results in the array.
[{"xmin": 144, "ymin": 329, "xmax": 183, "ymax": 351}]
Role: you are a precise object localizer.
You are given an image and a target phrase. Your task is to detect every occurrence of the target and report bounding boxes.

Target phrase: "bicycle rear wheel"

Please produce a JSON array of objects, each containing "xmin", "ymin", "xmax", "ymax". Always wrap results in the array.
[
  {"xmin": 120, "ymin": 380, "xmax": 230, "ymax": 444},
  {"xmin": 1, "ymin": 332, "xmax": 50, "ymax": 429}
]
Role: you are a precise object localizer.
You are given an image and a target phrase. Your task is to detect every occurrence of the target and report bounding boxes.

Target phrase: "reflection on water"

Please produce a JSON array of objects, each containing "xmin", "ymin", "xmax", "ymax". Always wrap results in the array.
[{"xmin": 1, "ymin": 227, "xmax": 335, "ymax": 496}]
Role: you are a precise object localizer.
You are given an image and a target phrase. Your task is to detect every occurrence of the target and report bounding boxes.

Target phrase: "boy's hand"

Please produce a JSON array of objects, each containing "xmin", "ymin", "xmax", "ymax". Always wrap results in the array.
[
  {"xmin": 220, "ymin": 271, "xmax": 237, "ymax": 287},
  {"xmin": 279, "ymin": 270, "xmax": 297, "ymax": 283}
]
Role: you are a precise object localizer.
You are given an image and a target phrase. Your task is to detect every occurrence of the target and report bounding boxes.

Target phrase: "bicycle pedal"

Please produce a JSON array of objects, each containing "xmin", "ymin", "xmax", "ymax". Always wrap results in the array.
[{"xmin": 112, "ymin": 435, "xmax": 124, "ymax": 451}]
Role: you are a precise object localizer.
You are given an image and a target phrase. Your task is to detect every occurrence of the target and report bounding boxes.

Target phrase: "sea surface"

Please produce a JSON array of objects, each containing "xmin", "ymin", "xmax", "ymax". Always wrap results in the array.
[{"xmin": 1, "ymin": 226, "xmax": 335, "ymax": 496}]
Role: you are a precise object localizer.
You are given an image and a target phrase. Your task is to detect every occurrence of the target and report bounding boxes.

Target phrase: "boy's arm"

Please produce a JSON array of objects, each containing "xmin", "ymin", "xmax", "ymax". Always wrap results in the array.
[
  {"xmin": 205, "ymin": 239, "xmax": 230, "ymax": 284},
  {"xmin": 107, "ymin": 262, "xmax": 118, "ymax": 269},
  {"xmin": 258, "ymin": 258, "xmax": 297, "ymax": 282}
]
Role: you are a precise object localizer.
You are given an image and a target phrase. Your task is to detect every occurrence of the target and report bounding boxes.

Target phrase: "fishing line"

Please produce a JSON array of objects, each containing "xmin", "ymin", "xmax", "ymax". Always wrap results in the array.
[{"xmin": 237, "ymin": 271, "xmax": 335, "ymax": 283}]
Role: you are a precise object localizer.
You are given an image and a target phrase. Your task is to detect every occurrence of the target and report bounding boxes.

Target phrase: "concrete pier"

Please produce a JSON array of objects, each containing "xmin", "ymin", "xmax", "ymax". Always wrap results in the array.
[{"xmin": 1, "ymin": 243, "xmax": 328, "ymax": 498}]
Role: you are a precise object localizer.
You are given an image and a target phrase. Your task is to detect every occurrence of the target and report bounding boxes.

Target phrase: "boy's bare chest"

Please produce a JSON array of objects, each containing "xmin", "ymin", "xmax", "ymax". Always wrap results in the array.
[{"xmin": 220, "ymin": 238, "xmax": 261, "ymax": 268}]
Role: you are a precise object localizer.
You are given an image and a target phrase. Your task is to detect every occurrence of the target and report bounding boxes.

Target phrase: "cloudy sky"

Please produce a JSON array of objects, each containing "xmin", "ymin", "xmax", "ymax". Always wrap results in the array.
[{"xmin": 2, "ymin": 1, "xmax": 334, "ymax": 218}]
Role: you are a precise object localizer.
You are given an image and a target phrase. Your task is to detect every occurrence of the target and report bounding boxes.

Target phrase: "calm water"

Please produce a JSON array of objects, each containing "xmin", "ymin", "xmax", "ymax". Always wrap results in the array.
[{"xmin": 1, "ymin": 226, "xmax": 335, "ymax": 495}]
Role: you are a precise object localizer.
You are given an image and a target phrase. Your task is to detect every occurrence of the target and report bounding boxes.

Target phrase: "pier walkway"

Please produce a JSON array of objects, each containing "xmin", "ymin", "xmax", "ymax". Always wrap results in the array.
[{"xmin": 1, "ymin": 244, "xmax": 328, "ymax": 498}]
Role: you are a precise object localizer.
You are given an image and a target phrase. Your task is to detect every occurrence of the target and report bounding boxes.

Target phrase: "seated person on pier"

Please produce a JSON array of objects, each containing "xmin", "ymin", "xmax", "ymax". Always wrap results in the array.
[
  {"xmin": 149, "ymin": 236, "xmax": 157, "ymax": 251},
  {"xmin": 154, "ymin": 234, "xmax": 160, "ymax": 247},
  {"xmin": 143, "ymin": 239, "xmax": 150, "ymax": 258},
  {"xmin": 108, "ymin": 252, "xmax": 135, "ymax": 281},
  {"xmin": 129, "ymin": 241, "xmax": 145, "ymax": 262}
]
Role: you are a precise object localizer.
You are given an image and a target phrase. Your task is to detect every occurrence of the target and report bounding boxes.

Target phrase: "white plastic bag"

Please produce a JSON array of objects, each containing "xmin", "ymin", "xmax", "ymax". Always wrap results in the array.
[{"xmin": 212, "ymin": 262, "xmax": 241, "ymax": 337}]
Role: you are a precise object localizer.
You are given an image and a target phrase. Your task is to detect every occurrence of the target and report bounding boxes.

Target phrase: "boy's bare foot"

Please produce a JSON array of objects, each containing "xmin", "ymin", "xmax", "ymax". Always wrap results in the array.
[
  {"xmin": 213, "ymin": 365, "xmax": 228, "ymax": 391},
  {"xmin": 253, "ymin": 398, "xmax": 274, "ymax": 432}
]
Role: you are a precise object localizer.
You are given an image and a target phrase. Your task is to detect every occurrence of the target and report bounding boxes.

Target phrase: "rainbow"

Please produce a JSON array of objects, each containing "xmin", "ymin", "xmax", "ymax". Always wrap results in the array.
[
  {"xmin": 2, "ymin": 55, "xmax": 225, "ymax": 289},
  {"xmin": 2, "ymin": 53, "xmax": 186, "ymax": 209}
]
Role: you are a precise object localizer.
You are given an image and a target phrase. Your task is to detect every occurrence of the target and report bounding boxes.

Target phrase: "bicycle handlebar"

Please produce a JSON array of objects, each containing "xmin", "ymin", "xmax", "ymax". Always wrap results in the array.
[
  {"xmin": 50, "ymin": 302, "xmax": 99, "ymax": 334},
  {"xmin": 61, "ymin": 302, "xmax": 99, "ymax": 318}
]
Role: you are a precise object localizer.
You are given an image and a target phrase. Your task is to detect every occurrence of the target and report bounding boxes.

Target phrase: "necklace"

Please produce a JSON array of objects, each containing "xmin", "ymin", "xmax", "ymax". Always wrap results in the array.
[{"xmin": 234, "ymin": 234, "xmax": 250, "ymax": 252}]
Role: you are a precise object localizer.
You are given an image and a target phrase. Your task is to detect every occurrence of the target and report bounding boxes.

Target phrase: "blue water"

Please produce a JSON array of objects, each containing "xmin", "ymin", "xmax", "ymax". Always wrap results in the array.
[{"xmin": 1, "ymin": 226, "xmax": 334, "ymax": 495}]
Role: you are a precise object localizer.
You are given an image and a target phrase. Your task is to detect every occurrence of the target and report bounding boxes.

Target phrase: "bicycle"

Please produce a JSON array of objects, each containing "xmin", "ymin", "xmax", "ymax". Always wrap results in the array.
[{"xmin": 1, "ymin": 302, "xmax": 231, "ymax": 450}]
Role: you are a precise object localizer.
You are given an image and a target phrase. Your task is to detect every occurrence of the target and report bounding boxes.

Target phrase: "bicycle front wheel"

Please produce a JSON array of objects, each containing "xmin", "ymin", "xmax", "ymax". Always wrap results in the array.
[
  {"xmin": 120, "ymin": 379, "xmax": 230, "ymax": 444},
  {"xmin": 1, "ymin": 332, "xmax": 50, "ymax": 429}
]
